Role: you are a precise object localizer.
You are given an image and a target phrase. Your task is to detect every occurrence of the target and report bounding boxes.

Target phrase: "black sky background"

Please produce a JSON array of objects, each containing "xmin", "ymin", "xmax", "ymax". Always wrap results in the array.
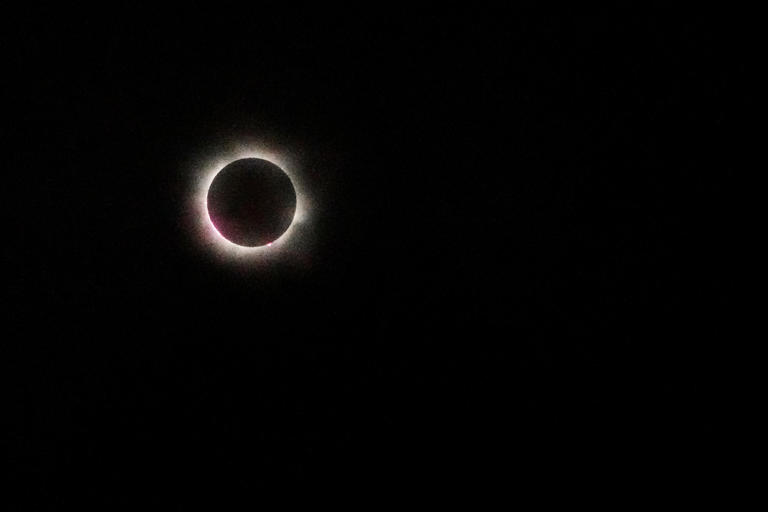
[{"xmin": 4, "ymin": 6, "xmax": 736, "ymax": 507}]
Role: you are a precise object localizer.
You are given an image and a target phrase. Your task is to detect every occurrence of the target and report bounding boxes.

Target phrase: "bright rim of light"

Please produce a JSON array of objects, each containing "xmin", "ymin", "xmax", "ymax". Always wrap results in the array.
[{"xmin": 192, "ymin": 143, "xmax": 309, "ymax": 261}]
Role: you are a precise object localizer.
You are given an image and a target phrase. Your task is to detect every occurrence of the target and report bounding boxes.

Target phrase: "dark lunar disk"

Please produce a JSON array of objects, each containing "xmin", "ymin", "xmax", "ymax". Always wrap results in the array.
[{"xmin": 207, "ymin": 158, "xmax": 297, "ymax": 247}]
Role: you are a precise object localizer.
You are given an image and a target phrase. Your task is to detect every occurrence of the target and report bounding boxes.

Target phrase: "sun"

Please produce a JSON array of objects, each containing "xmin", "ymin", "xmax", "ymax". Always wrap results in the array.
[{"xmin": 188, "ymin": 141, "xmax": 310, "ymax": 263}]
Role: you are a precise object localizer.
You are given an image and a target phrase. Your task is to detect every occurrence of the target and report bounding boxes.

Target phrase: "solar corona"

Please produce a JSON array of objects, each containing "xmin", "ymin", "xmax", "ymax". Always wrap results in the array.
[{"xmin": 191, "ymin": 145, "xmax": 309, "ymax": 261}]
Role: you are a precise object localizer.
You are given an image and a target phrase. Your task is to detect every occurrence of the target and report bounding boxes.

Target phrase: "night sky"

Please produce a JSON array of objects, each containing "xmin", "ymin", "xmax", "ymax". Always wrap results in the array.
[{"xmin": 5, "ymin": 6, "xmax": 735, "ymax": 507}]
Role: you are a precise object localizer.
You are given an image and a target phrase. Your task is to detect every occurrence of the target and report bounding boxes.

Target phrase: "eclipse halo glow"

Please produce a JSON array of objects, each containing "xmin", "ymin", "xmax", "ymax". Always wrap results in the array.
[{"xmin": 190, "ymin": 143, "xmax": 310, "ymax": 263}]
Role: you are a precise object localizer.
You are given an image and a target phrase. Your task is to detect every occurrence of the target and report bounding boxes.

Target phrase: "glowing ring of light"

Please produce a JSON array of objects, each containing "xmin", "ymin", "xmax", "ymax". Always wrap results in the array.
[{"xmin": 191, "ymin": 144, "xmax": 309, "ymax": 262}]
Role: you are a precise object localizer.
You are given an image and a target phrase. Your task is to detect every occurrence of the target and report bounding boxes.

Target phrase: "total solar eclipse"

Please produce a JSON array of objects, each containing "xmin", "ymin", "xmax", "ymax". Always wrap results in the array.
[{"xmin": 206, "ymin": 158, "xmax": 297, "ymax": 247}]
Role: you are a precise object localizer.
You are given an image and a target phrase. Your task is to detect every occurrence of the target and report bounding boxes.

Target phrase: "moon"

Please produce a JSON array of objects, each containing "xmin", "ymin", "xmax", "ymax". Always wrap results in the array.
[{"xmin": 206, "ymin": 158, "xmax": 297, "ymax": 247}]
